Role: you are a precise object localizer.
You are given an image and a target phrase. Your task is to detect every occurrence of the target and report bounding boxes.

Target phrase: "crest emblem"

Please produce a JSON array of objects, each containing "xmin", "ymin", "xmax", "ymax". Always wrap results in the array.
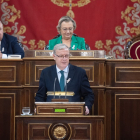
[{"xmin": 51, "ymin": 0, "xmax": 91, "ymax": 18}]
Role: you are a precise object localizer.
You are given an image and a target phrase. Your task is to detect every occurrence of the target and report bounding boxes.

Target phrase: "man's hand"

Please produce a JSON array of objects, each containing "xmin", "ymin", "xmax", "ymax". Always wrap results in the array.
[
  {"xmin": 85, "ymin": 106, "xmax": 89, "ymax": 115},
  {"xmin": 0, "ymin": 51, "xmax": 2, "ymax": 58},
  {"xmin": 34, "ymin": 108, "xmax": 36, "ymax": 114}
]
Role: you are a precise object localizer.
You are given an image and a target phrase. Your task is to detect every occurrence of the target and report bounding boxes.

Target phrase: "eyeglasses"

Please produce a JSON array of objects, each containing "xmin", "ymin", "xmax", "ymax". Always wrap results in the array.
[
  {"xmin": 55, "ymin": 54, "xmax": 70, "ymax": 58},
  {"xmin": 61, "ymin": 27, "xmax": 73, "ymax": 32}
]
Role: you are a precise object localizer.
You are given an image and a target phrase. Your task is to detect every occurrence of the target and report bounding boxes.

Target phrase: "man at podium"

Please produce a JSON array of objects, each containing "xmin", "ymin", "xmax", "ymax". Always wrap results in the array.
[{"xmin": 35, "ymin": 43, "xmax": 94, "ymax": 115}]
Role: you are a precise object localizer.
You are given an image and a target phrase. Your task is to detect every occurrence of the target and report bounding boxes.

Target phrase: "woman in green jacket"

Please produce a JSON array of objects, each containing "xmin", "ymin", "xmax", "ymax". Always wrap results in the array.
[{"xmin": 48, "ymin": 16, "xmax": 86, "ymax": 50}]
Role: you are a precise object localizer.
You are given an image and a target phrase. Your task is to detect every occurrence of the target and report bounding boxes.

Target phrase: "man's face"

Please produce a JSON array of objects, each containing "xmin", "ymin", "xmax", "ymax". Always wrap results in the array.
[
  {"xmin": 0, "ymin": 23, "xmax": 3, "ymax": 41},
  {"xmin": 53, "ymin": 48, "xmax": 69, "ymax": 70},
  {"xmin": 60, "ymin": 21, "xmax": 73, "ymax": 40}
]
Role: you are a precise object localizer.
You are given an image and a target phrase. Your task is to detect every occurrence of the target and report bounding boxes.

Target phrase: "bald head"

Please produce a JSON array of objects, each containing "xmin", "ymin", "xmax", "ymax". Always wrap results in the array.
[{"xmin": 0, "ymin": 21, "xmax": 3, "ymax": 41}]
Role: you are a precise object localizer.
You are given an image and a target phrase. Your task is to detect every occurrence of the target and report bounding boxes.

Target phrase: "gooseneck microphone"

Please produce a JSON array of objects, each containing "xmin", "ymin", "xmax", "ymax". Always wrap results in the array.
[
  {"xmin": 53, "ymin": 77, "xmax": 57, "ymax": 99},
  {"xmin": 65, "ymin": 78, "xmax": 67, "ymax": 99},
  {"xmin": 65, "ymin": 64, "xmax": 70, "ymax": 99}
]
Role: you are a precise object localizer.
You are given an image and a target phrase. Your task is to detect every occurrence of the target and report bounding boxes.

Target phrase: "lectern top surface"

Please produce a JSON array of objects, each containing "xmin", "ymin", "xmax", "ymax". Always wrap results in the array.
[{"xmin": 35, "ymin": 102, "xmax": 85, "ymax": 105}]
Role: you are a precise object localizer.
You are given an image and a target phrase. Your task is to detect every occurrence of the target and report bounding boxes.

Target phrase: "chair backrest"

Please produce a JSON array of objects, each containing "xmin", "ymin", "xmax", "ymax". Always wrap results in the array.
[
  {"xmin": 45, "ymin": 34, "xmax": 90, "ymax": 50},
  {"xmin": 129, "ymin": 40, "xmax": 140, "ymax": 59},
  {"xmin": 124, "ymin": 34, "xmax": 140, "ymax": 59}
]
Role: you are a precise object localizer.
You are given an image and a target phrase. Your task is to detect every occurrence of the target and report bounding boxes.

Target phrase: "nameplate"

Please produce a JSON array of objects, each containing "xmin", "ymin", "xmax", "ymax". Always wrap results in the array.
[
  {"xmin": 47, "ymin": 91, "xmax": 74, "ymax": 96},
  {"xmin": 35, "ymin": 51, "xmax": 53, "ymax": 57},
  {"xmin": 25, "ymin": 50, "xmax": 105, "ymax": 58}
]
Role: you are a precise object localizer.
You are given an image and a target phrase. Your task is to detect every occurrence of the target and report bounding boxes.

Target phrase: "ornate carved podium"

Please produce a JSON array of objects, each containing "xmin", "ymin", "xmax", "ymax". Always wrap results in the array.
[
  {"xmin": 15, "ymin": 115, "xmax": 104, "ymax": 140},
  {"xmin": 16, "ymin": 100, "xmax": 104, "ymax": 140}
]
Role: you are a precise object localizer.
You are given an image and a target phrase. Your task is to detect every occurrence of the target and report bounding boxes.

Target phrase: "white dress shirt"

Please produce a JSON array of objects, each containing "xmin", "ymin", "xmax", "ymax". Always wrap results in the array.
[{"xmin": 56, "ymin": 65, "xmax": 69, "ymax": 85}]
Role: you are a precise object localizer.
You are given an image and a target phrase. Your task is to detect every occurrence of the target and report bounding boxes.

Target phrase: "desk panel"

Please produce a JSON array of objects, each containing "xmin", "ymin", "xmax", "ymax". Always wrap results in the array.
[{"xmin": 15, "ymin": 115, "xmax": 104, "ymax": 140}]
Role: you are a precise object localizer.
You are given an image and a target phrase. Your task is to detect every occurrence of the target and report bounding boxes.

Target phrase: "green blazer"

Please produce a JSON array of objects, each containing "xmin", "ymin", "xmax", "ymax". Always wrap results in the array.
[{"xmin": 48, "ymin": 35, "xmax": 86, "ymax": 50}]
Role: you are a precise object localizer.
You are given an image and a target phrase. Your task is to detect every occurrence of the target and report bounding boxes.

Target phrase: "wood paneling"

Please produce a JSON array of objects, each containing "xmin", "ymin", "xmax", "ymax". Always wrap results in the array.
[
  {"xmin": 106, "ymin": 60, "xmax": 140, "ymax": 87},
  {"xmin": 104, "ymin": 89, "xmax": 140, "ymax": 140},
  {"xmin": 115, "ymin": 93, "xmax": 140, "ymax": 140},
  {"xmin": 0, "ymin": 93, "xmax": 15, "ymax": 140},
  {"xmin": 115, "ymin": 67, "xmax": 140, "ymax": 83},
  {"xmin": 15, "ymin": 115, "xmax": 104, "ymax": 140},
  {"xmin": 0, "ymin": 60, "xmax": 24, "ymax": 86},
  {"xmin": 1, "ymin": 58, "xmax": 140, "ymax": 140}
]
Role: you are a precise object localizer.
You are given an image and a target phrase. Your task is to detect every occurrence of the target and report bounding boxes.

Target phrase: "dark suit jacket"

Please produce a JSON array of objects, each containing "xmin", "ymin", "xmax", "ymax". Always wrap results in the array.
[
  {"xmin": 35, "ymin": 64, "xmax": 94, "ymax": 110},
  {"xmin": 1, "ymin": 33, "xmax": 24, "ymax": 58}
]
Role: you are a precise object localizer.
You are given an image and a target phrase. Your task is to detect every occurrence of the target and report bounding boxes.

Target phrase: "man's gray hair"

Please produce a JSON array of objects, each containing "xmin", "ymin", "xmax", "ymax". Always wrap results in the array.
[
  {"xmin": 56, "ymin": 16, "xmax": 76, "ymax": 34},
  {"xmin": 53, "ymin": 43, "xmax": 69, "ymax": 54}
]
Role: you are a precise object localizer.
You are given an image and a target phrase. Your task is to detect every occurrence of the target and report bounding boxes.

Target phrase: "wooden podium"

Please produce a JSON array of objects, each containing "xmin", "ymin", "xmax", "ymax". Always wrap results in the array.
[
  {"xmin": 15, "ymin": 100, "xmax": 104, "ymax": 140},
  {"xmin": 35, "ymin": 102, "xmax": 85, "ymax": 115},
  {"xmin": 15, "ymin": 114, "xmax": 104, "ymax": 140}
]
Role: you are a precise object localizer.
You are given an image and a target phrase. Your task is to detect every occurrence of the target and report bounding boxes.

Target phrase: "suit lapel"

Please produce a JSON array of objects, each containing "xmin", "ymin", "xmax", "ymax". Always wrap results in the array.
[
  {"xmin": 1, "ymin": 33, "xmax": 8, "ymax": 53},
  {"xmin": 65, "ymin": 64, "xmax": 75, "ymax": 90},
  {"xmin": 51, "ymin": 65, "xmax": 61, "ymax": 91},
  {"xmin": 51, "ymin": 64, "xmax": 76, "ymax": 91}
]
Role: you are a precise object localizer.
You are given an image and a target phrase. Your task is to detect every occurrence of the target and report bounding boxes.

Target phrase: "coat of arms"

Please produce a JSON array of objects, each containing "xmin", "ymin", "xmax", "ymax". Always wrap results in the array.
[{"xmin": 51, "ymin": 0, "xmax": 91, "ymax": 18}]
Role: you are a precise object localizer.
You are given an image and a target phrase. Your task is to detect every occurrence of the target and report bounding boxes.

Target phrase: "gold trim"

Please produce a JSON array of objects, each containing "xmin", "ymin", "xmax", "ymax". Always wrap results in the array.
[
  {"xmin": 48, "ymin": 123, "xmax": 72, "ymax": 140},
  {"xmin": 47, "ymin": 91, "xmax": 74, "ymax": 96},
  {"xmin": 129, "ymin": 40, "xmax": 140, "ymax": 58},
  {"xmin": 115, "ymin": 67, "xmax": 140, "ymax": 83},
  {"xmin": 0, "ymin": 66, "xmax": 16, "ymax": 82},
  {"xmin": 135, "ymin": 45, "xmax": 140, "ymax": 59},
  {"xmin": 35, "ymin": 65, "xmax": 51, "ymax": 82}
]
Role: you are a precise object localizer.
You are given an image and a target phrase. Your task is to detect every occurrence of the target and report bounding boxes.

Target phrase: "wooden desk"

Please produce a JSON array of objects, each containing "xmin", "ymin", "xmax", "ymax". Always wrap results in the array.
[
  {"xmin": 15, "ymin": 115, "xmax": 104, "ymax": 140},
  {"xmin": 0, "ymin": 58, "xmax": 140, "ymax": 140}
]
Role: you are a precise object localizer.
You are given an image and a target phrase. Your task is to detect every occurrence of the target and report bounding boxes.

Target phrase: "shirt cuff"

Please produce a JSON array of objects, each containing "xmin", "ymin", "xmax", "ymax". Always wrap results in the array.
[{"xmin": 2, "ymin": 54, "xmax": 8, "ymax": 59}]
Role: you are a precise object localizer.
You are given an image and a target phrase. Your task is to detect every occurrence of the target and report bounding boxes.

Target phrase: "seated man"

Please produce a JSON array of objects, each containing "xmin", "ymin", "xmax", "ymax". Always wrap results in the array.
[
  {"xmin": 0, "ymin": 21, "xmax": 24, "ymax": 58},
  {"xmin": 35, "ymin": 43, "xmax": 94, "ymax": 115}
]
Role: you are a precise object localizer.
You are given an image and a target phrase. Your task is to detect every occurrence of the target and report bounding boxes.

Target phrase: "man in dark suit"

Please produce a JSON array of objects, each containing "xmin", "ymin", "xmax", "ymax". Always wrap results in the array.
[
  {"xmin": 0, "ymin": 21, "xmax": 24, "ymax": 58},
  {"xmin": 35, "ymin": 43, "xmax": 94, "ymax": 115}
]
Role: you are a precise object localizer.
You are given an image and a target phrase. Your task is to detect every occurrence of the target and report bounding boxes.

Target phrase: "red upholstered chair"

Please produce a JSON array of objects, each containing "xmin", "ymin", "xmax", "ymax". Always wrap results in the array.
[
  {"xmin": 124, "ymin": 34, "xmax": 140, "ymax": 59},
  {"xmin": 129, "ymin": 40, "xmax": 140, "ymax": 59}
]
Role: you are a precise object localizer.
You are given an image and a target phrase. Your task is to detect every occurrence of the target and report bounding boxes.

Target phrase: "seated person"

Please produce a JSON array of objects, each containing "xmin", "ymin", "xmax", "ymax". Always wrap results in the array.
[
  {"xmin": 35, "ymin": 43, "xmax": 94, "ymax": 115},
  {"xmin": 0, "ymin": 21, "xmax": 24, "ymax": 58},
  {"xmin": 48, "ymin": 16, "xmax": 87, "ymax": 50}
]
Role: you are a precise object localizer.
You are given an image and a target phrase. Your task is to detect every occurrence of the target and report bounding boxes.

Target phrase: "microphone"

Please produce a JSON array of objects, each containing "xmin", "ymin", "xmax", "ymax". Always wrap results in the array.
[
  {"xmin": 65, "ymin": 64, "xmax": 70, "ymax": 99},
  {"xmin": 65, "ymin": 78, "xmax": 67, "ymax": 99},
  {"xmin": 53, "ymin": 77, "xmax": 57, "ymax": 99}
]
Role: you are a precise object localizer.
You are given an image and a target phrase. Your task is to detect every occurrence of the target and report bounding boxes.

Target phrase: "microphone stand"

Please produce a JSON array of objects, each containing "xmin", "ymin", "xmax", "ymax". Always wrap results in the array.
[
  {"xmin": 65, "ymin": 78, "xmax": 67, "ymax": 99},
  {"xmin": 53, "ymin": 78, "xmax": 57, "ymax": 99}
]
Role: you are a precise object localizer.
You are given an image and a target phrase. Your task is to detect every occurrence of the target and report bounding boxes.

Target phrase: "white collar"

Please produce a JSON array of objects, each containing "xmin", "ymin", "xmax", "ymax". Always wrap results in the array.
[{"xmin": 56, "ymin": 65, "xmax": 69, "ymax": 73}]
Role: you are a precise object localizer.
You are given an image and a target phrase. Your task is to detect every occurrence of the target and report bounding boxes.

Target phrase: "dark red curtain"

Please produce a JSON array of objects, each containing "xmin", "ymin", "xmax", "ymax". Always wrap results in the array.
[{"xmin": 0, "ymin": 0, "xmax": 140, "ymax": 58}]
